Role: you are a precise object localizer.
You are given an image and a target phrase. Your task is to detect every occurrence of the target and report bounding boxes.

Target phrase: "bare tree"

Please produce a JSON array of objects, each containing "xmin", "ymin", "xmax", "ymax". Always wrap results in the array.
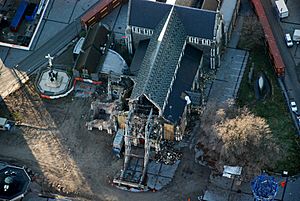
[
  {"xmin": 198, "ymin": 101, "xmax": 280, "ymax": 180},
  {"xmin": 240, "ymin": 14, "xmax": 264, "ymax": 48}
]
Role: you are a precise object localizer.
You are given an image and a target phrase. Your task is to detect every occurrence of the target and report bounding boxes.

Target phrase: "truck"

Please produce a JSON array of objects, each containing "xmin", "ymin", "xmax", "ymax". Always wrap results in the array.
[
  {"xmin": 112, "ymin": 129, "xmax": 124, "ymax": 158},
  {"xmin": 0, "ymin": 117, "xmax": 15, "ymax": 131},
  {"xmin": 275, "ymin": 0, "xmax": 288, "ymax": 19},
  {"xmin": 293, "ymin": 29, "xmax": 300, "ymax": 42}
]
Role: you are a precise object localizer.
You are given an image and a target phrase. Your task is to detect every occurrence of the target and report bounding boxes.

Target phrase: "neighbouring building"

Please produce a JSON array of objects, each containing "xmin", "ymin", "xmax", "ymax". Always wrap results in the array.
[
  {"xmin": 220, "ymin": 0, "xmax": 241, "ymax": 46},
  {"xmin": 73, "ymin": 23, "xmax": 110, "ymax": 80}
]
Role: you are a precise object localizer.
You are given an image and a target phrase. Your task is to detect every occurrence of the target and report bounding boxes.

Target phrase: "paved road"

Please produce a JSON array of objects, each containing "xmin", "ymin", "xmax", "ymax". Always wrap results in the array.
[
  {"xmin": 17, "ymin": 19, "xmax": 81, "ymax": 74},
  {"xmin": 260, "ymin": 1, "xmax": 300, "ymax": 104},
  {"xmin": 259, "ymin": 1, "xmax": 300, "ymax": 201}
]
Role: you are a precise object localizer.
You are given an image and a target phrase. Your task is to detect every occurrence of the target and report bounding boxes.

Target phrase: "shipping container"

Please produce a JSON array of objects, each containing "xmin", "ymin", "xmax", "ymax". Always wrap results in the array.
[
  {"xmin": 251, "ymin": 0, "xmax": 285, "ymax": 76},
  {"xmin": 81, "ymin": 0, "xmax": 128, "ymax": 30}
]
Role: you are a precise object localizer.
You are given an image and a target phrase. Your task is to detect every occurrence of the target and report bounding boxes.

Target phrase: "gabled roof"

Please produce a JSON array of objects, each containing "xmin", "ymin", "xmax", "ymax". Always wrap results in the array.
[
  {"xmin": 130, "ymin": 7, "xmax": 187, "ymax": 111},
  {"xmin": 82, "ymin": 23, "xmax": 109, "ymax": 50},
  {"xmin": 174, "ymin": 6, "xmax": 216, "ymax": 39},
  {"xmin": 129, "ymin": 39, "xmax": 150, "ymax": 76},
  {"xmin": 129, "ymin": 0, "xmax": 216, "ymax": 39},
  {"xmin": 74, "ymin": 24, "xmax": 109, "ymax": 74},
  {"xmin": 163, "ymin": 45, "xmax": 202, "ymax": 123},
  {"xmin": 75, "ymin": 45, "xmax": 102, "ymax": 73},
  {"xmin": 129, "ymin": 0, "xmax": 172, "ymax": 29}
]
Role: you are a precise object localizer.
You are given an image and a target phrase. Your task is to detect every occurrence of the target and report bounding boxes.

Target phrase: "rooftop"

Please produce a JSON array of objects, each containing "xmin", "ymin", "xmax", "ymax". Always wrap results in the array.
[
  {"xmin": 0, "ymin": 165, "xmax": 31, "ymax": 201},
  {"xmin": 129, "ymin": 0, "xmax": 216, "ymax": 39},
  {"xmin": 163, "ymin": 45, "xmax": 202, "ymax": 123},
  {"xmin": 130, "ymin": 7, "xmax": 187, "ymax": 111}
]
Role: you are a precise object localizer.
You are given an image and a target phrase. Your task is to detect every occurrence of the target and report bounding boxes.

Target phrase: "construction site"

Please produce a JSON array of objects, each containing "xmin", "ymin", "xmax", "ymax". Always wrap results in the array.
[
  {"xmin": 2, "ymin": 0, "xmax": 299, "ymax": 200},
  {"xmin": 0, "ymin": 0, "xmax": 210, "ymax": 198},
  {"xmin": 0, "ymin": 0, "xmax": 49, "ymax": 50},
  {"xmin": 0, "ymin": 76, "xmax": 210, "ymax": 200}
]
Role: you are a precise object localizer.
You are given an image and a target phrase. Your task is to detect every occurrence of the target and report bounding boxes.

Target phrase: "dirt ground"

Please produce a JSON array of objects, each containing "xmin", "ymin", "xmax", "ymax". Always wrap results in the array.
[{"xmin": 0, "ymin": 81, "xmax": 210, "ymax": 201}]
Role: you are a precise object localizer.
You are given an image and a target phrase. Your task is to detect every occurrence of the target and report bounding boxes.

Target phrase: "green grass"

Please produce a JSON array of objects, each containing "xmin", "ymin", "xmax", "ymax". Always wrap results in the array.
[{"xmin": 236, "ymin": 46, "xmax": 300, "ymax": 175}]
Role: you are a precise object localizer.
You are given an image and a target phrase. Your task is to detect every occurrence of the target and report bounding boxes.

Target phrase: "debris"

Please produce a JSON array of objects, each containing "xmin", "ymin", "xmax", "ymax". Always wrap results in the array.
[
  {"xmin": 155, "ymin": 142, "xmax": 182, "ymax": 165},
  {"xmin": 194, "ymin": 147, "xmax": 204, "ymax": 162},
  {"xmin": 86, "ymin": 100, "xmax": 118, "ymax": 134}
]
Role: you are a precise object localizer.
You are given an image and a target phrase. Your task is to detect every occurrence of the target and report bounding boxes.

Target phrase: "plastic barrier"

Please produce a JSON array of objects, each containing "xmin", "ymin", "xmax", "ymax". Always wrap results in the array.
[{"xmin": 40, "ymin": 77, "xmax": 102, "ymax": 99}]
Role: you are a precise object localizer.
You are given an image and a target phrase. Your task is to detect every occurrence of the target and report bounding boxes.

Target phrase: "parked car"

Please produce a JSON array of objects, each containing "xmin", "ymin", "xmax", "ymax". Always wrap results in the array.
[
  {"xmin": 0, "ymin": 117, "xmax": 15, "ymax": 131},
  {"xmin": 297, "ymin": 116, "xmax": 300, "ymax": 126},
  {"xmin": 291, "ymin": 101, "xmax": 297, "ymax": 112},
  {"xmin": 285, "ymin": 33, "xmax": 293, "ymax": 47}
]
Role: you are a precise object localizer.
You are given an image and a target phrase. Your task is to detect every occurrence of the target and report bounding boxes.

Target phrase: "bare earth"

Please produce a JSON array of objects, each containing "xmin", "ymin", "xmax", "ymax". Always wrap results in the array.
[{"xmin": 0, "ymin": 82, "xmax": 210, "ymax": 201}]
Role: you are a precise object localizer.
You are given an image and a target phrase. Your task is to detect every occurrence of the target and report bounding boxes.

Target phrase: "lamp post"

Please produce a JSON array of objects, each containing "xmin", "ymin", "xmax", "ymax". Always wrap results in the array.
[
  {"xmin": 281, "ymin": 171, "xmax": 289, "ymax": 201},
  {"xmin": 294, "ymin": 42, "xmax": 299, "ymax": 57}
]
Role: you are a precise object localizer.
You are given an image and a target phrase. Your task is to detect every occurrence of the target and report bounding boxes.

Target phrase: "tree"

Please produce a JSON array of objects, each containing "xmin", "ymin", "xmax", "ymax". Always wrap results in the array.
[
  {"xmin": 240, "ymin": 14, "xmax": 264, "ymax": 48},
  {"xmin": 198, "ymin": 101, "xmax": 280, "ymax": 180}
]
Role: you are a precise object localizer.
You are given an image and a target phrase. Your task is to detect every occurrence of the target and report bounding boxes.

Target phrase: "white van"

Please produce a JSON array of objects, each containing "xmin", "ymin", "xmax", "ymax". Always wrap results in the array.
[
  {"xmin": 275, "ymin": 0, "xmax": 289, "ymax": 18},
  {"xmin": 293, "ymin": 29, "xmax": 300, "ymax": 42}
]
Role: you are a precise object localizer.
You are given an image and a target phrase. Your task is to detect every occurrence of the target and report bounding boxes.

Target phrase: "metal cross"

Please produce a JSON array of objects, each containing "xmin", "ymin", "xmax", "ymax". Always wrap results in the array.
[{"xmin": 45, "ymin": 54, "xmax": 54, "ymax": 68}]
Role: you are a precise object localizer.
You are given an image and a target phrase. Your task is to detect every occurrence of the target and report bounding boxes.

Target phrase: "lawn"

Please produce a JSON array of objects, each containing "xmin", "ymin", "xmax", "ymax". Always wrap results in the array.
[{"xmin": 236, "ymin": 44, "xmax": 300, "ymax": 175}]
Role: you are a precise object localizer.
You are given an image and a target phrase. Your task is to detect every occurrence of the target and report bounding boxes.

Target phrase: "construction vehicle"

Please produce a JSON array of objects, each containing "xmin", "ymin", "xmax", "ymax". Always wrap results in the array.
[{"xmin": 0, "ymin": 117, "xmax": 15, "ymax": 131}]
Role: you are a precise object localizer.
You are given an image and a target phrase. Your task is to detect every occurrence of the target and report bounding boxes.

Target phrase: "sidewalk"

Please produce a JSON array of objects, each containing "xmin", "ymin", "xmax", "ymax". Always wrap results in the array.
[
  {"xmin": 203, "ymin": 173, "xmax": 300, "ymax": 201},
  {"xmin": 205, "ymin": 1, "xmax": 248, "ymax": 104},
  {"xmin": 206, "ymin": 48, "xmax": 248, "ymax": 104}
]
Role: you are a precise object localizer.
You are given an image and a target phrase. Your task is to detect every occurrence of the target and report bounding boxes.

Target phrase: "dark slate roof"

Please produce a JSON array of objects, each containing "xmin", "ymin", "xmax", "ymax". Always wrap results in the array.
[
  {"xmin": 0, "ymin": 166, "xmax": 31, "ymax": 200},
  {"xmin": 130, "ymin": 8, "xmax": 187, "ymax": 110},
  {"xmin": 163, "ymin": 45, "xmax": 202, "ymax": 123},
  {"xmin": 83, "ymin": 23, "xmax": 109, "ymax": 50},
  {"xmin": 75, "ymin": 46, "xmax": 102, "ymax": 73},
  {"xmin": 130, "ymin": 39, "xmax": 150, "ymax": 76},
  {"xmin": 129, "ymin": 0, "xmax": 172, "ymax": 29},
  {"xmin": 75, "ymin": 24, "xmax": 109, "ymax": 74},
  {"xmin": 129, "ymin": 0, "xmax": 216, "ymax": 39},
  {"xmin": 174, "ymin": 6, "xmax": 216, "ymax": 39}
]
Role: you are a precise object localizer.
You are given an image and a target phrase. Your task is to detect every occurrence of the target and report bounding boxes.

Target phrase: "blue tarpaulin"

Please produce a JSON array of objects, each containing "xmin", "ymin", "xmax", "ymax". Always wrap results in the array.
[
  {"xmin": 10, "ymin": 0, "xmax": 28, "ymax": 31},
  {"xmin": 251, "ymin": 174, "xmax": 278, "ymax": 201}
]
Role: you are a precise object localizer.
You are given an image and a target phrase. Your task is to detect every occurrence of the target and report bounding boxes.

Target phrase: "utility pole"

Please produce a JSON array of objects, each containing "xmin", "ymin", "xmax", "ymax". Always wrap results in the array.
[{"xmin": 281, "ymin": 171, "xmax": 289, "ymax": 201}]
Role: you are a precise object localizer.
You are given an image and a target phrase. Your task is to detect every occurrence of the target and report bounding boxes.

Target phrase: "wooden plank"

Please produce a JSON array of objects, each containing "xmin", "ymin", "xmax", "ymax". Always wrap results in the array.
[
  {"xmin": 164, "ymin": 123, "xmax": 174, "ymax": 141},
  {"xmin": 117, "ymin": 114, "xmax": 126, "ymax": 129}
]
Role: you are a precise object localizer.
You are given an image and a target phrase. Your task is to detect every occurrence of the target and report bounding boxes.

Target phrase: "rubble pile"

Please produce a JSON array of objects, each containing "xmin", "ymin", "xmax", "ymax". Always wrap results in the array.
[
  {"xmin": 86, "ymin": 101, "xmax": 119, "ymax": 133},
  {"xmin": 155, "ymin": 142, "xmax": 182, "ymax": 165},
  {"xmin": 149, "ymin": 121, "xmax": 162, "ymax": 141},
  {"xmin": 131, "ymin": 114, "xmax": 147, "ymax": 138},
  {"xmin": 130, "ymin": 114, "xmax": 162, "ymax": 150}
]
